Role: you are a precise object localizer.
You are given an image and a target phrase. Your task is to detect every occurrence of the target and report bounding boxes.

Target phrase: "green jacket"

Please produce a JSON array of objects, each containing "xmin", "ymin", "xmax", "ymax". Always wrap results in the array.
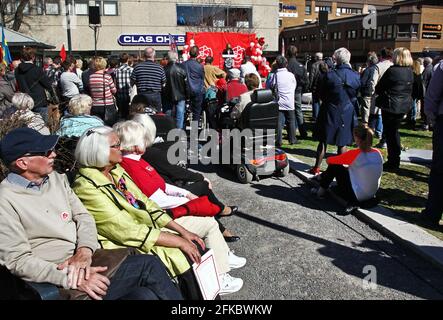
[{"xmin": 72, "ymin": 165, "xmax": 190, "ymax": 278}]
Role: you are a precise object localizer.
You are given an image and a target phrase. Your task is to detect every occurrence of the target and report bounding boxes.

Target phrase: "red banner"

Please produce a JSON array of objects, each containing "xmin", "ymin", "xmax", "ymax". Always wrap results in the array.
[{"xmin": 185, "ymin": 32, "xmax": 256, "ymax": 69}]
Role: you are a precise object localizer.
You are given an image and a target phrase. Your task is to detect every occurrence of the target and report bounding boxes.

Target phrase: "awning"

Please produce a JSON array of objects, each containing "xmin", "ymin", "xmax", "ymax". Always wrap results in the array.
[{"xmin": 2, "ymin": 27, "xmax": 55, "ymax": 49}]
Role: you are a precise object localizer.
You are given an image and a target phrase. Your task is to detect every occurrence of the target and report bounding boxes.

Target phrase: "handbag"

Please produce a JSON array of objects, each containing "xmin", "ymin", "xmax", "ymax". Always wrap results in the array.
[
  {"xmin": 103, "ymin": 73, "xmax": 118, "ymax": 125},
  {"xmin": 270, "ymin": 72, "xmax": 279, "ymax": 102},
  {"xmin": 59, "ymin": 248, "xmax": 138, "ymax": 300}
]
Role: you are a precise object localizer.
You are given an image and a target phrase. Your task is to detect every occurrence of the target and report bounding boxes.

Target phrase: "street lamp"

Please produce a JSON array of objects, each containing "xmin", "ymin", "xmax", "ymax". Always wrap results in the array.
[{"xmin": 65, "ymin": 0, "xmax": 72, "ymax": 55}]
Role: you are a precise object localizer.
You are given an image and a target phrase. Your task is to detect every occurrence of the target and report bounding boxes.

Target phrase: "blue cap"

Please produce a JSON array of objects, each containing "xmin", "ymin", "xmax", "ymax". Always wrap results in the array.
[{"xmin": 0, "ymin": 128, "xmax": 59, "ymax": 164}]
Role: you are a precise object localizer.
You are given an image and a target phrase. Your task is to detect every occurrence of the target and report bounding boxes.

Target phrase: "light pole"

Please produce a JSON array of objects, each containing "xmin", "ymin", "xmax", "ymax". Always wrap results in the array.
[{"xmin": 65, "ymin": 0, "xmax": 72, "ymax": 55}]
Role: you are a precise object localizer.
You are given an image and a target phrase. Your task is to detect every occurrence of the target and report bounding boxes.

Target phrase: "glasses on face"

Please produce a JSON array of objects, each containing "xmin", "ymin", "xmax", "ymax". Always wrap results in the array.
[
  {"xmin": 110, "ymin": 142, "xmax": 121, "ymax": 149},
  {"xmin": 22, "ymin": 149, "xmax": 55, "ymax": 158}
]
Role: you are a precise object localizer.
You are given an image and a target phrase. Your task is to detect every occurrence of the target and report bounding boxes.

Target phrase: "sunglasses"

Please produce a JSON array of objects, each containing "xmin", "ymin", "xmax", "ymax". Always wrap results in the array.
[{"xmin": 22, "ymin": 149, "xmax": 55, "ymax": 158}]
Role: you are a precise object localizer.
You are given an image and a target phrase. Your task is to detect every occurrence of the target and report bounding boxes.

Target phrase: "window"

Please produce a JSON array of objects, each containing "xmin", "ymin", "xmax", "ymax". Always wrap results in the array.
[
  {"xmin": 337, "ymin": 7, "xmax": 362, "ymax": 15},
  {"xmin": 103, "ymin": 1, "xmax": 117, "ymax": 16},
  {"xmin": 347, "ymin": 30, "xmax": 357, "ymax": 39},
  {"xmin": 305, "ymin": 5, "xmax": 311, "ymax": 15},
  {"xmin": 176, "ymin": 5, "xmax": 252, "ymax": 29},
  {"xmin": 331, "ymin": 31, "xmax": 341, "ymax": 40},
  {"xmin": 309, "ymin": 34, "xmax": 317, "ymax": 41},
  {"xmin": 203, "ymin": 6, "xmax": 227, "ymax": 27},
  {"xmin": 33, "ymin": 0, "xmax": 44, "ymax": 15},
  {"xmin": 315, "ymin": 6, "xmax": 331, "ymax": 14},
  {"xmin": 397, "ymin": 24, "xmax": 418, "ymax": 39},
  {"xmin": 376, "ymin": 26, "xmax": 383, "ymax": 39},
  {"xmin": 279, "ymin": 19, "xmax": 282, "ymax": 28},
  {"xmin": 74, "ymin": 0, "xmax": 88, "ymax": 15},
  {"xmin": 45, "ymin": 0, "xmax": 60, "ymax": 15}
]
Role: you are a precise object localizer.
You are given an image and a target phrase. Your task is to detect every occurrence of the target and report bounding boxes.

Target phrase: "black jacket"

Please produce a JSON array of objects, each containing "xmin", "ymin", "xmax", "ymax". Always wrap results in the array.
[
  {"xmin": 142, "ymin": 144, "xmax": 204, "ymax": 186},
  {"xmin": 164, "ymin": 62, "xmax": 189, "ymax": 103},
  {"xmin": 15, "ymin": 62, "xmax": 52, "ymax": 108},
  {"xmin": 375, "ymin": 65, "xmax": 413, "ymax": 115},
  {"xmin": 287, "ymin": 57, "xmax": 308, "ymax": 93}
]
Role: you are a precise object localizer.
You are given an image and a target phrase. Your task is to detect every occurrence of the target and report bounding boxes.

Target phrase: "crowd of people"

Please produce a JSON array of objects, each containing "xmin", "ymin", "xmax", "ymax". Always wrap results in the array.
[{"xmin": 0, "ymin": 42, "xmax": 442, "ymax": 300}]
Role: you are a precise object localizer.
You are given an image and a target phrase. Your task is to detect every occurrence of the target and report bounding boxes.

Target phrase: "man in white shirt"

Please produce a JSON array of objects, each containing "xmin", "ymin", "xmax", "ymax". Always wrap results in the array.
[{"xmin": 240, "ymin": 56, "xmax": 262, "ymax": 88}]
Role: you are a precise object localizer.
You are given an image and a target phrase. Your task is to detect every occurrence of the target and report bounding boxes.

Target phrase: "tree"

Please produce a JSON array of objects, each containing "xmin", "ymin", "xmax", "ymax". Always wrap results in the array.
[{"xmin": 1, "ymin": 0, "xmax": 31, "ymax": 31}]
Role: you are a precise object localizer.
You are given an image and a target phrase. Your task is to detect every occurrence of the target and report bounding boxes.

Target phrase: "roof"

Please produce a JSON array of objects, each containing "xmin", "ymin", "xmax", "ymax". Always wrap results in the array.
[{"xmin": 2, "ymin": 27, "xmax": 55, "ymax": 49}]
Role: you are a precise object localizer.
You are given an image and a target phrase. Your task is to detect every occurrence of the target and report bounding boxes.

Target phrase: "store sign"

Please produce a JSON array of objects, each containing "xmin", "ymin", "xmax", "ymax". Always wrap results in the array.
[
  {"xmin": 279, "ymin": 4, "xmax": 298, "ymax": 18},
  {"xmin": 423, "ymin": 24, "xmax": 442, "ymax": 32},
  {"xmin": 422, "ymin": 32, "xmax": 442, "ymax": 40},
  {"xmin": 118, "ymin": 34, "xmax": 186, "ymax": 46},
  {"xmin": 279, "ymin": 12, "xmax": 298, "ymax": 18}
]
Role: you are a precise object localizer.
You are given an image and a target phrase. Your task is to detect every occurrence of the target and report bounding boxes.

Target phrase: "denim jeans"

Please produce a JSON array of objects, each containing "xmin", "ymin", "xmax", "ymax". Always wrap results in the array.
[
  {"xmin": 140, "ymin": 92, "xmax": 162, "ymax": 113},
  {"xmin": 33, "ymin": 105, "xmax": 48, "ymax": 123},
  {"xmin": 190, "ymin": 92, "xmax": 204, "ymax": 124},
  {"xmin": 175, "ymin": 100, "xmax": 186, "ymax": 130},
  {"xmin": 104, "ymin": 254, "xmax": 183, "ymax": 300},
  {"xmin": 312, "ymin": 98, "xmax": 320, "ymax": 122},
  {"xmin": 369, "ymin": 113, "xmax": 383, "ymax": 138},
  {"xmin": 277, "ymin": 110, "xmax": 297, "ymax": 145},
  {"xmin": 409, "ymin": 99, "xmax": 417, "ymax": 122}
]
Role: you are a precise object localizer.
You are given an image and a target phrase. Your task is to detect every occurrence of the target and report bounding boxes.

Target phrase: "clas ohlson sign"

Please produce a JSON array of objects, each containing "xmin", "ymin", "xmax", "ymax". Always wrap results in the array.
[{"xmin": 118, "ymin": 34, "xmax": 186, "ymax": 46}]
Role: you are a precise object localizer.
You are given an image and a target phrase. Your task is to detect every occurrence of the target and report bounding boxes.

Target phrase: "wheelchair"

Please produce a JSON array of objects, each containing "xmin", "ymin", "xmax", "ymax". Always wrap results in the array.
[{"xmin": 218, "ymin": 89, "xmax": 289, "ymax": 184}]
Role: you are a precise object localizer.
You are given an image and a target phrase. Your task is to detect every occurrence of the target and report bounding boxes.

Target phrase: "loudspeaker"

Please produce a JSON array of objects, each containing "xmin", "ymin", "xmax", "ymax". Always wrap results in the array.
[
  {"xmin": 88, "ymin": 6, "xmax": 101, "ymax": 25},
  {"xmin": 319, "ymin": 10, "xmax": 328, "ymax": 29}
]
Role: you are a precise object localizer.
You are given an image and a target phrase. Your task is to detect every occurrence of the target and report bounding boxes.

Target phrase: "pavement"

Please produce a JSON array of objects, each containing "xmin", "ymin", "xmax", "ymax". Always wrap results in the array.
[
  {"xmin": 400, "ymin": 148, "xmax": 433, "ymax": 165},
  {"xmin": 287, "ymin": 154, "xmax": 443, "ymax": 273},
  {"xmin": 194, "ymin": 162, "xmax": 443, "ymax": 299}
]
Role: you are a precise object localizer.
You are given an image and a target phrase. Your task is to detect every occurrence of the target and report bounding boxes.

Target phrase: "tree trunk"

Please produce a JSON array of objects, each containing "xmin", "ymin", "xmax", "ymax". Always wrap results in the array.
[{"xmin": 12, "ymin": 0, "xmax": 29, "ymax": 31}]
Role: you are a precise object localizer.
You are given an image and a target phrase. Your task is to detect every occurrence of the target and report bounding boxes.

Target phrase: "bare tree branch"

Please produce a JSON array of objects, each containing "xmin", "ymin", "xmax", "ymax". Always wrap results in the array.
[{"xmin": 12, "ymin": 0, "xmax": 30, "ymax": 31}]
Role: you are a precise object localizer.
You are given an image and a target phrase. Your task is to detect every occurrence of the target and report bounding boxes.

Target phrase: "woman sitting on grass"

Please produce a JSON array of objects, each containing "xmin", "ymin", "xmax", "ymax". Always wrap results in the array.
[{"xmin": 311, "ymin": 125, "xmax": 383, "ymax": 212}]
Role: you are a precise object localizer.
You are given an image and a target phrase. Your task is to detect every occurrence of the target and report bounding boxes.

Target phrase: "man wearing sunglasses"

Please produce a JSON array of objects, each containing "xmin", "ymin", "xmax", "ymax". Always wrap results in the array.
[{"xmin": 0, "ymin": 127, "xmax": 182, "ymax": 300}]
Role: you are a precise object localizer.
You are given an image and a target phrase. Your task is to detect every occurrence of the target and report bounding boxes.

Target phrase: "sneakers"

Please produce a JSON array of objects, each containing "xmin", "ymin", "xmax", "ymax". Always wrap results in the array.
[
  {"xmin": 375, "ymin": 140, "xmax": 387, "ymax": 149},
  {"xmin": 308, "ymin": 166, "xmax": 321, "ymax": 175},
  {"xmin": 219, "ymin": 273, "xmax": 244, "ymax": 295},
  {"xmin": 228, "ymin": 250, "xmax": 246, "ymax": 270}
]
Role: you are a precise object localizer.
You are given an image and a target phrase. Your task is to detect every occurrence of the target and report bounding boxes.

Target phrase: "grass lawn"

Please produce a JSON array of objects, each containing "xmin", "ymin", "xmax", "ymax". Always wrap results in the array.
[{"xmin": 282, "ymin": 111, "xmax": 441, "ymax": 239}]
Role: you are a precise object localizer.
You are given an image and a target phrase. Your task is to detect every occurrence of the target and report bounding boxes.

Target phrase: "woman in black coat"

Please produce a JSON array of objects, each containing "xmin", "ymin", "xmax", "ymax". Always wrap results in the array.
[{"xmin": 375, "ymin": 47, "xmax": 414, "ymax": 171}]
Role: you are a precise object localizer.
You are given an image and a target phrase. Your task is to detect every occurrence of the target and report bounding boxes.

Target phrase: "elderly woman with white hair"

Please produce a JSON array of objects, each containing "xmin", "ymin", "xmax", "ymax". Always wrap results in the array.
[
  {"xmin": 12, "ymin": 92, "xmax": 50, "ymax": 135},
  {"xmin": 131, "ymin": 113, "xmax": 242, "ymax": 243},
  {"xmin": 72, "ymin": 126, "xmax": 246, "ymax": 296},
  {"xmin": 310, "ymin": 47, "xmax": 361, "ymax": 175},
  {"xmin": 56, "ymin": 94, "xmax": 104, "ymax": 137}
]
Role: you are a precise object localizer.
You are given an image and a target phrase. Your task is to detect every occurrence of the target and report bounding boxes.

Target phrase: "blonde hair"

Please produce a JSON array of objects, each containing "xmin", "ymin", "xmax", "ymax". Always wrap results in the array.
[
  {"xmin": 12, "ymin": 93, "xmax": 34, "ymax": 111},
  {"xmin": 94, "ymin": 56, "xmax": 107, "ymax": 71},
  {"xmin": 113, "ymin": 120, "xmax": 147, "ymax": 152},
  {"xmin": 393, "ymin": 48, "xmax": 413, "ymax": 67},
  {"xmin": 412, "ymin": 60, "xmax": 421, "ymax": 76},
  {"xmin": 353, "ymin": 125, "xmax": 374, "ymax": 151},
  {"xmin": 68, "ymin": 94, "xmax": 93, "ymax": 115}
]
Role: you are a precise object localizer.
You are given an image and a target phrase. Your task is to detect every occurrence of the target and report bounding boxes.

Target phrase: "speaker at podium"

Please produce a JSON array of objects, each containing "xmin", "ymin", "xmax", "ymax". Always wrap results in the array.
[{"xmin": 89, "ymin": 6, "xmax": 101, "ymax": 25}]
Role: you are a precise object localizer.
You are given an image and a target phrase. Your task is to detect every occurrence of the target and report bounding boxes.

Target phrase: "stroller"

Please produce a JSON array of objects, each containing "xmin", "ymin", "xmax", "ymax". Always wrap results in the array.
[{"xmin": 219, "ymin": 89, "xmax": 289, "ymax": 184}]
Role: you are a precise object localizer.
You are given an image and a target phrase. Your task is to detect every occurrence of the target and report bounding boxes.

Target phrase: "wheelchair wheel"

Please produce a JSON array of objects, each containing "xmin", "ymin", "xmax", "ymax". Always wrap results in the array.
[
  {"xmin": 236, "ymin": 164, "xmax": 253, "ymax": 184},
  {"xmin": 276, "ymin": 164, "xmax": 290, "ymax": 177}
]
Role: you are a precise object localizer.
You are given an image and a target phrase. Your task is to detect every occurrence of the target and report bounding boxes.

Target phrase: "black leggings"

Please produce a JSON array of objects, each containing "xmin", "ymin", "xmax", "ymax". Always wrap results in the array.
[{"xmin": 320, "ymin": 165, "xmax": 358, "ymax": 204}]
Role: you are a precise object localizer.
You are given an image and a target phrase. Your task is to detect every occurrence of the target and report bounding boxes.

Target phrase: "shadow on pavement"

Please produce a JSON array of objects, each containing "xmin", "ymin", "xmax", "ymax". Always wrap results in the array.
[{"xmin": 235, "ymin": 211, "xmax": 443, "ymax": 299}]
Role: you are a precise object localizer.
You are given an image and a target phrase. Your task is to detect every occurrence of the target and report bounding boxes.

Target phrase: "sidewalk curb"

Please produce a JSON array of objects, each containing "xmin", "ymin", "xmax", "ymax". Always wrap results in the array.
[{"xmin": 286, "ymin": 154, "xmax": 443, "ymax": 272}]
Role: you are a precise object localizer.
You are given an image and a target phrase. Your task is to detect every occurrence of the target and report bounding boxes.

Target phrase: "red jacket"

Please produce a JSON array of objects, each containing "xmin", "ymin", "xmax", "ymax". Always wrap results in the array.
[{"xmin": 226, "ymin": 79, "xmax": 248, "ymax": 101}]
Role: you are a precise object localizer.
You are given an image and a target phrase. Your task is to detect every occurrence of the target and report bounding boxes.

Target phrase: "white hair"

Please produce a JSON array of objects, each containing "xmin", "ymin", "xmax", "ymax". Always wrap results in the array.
[
  {"xmin": 130, "ymin": 113, "xmax": 157, "ymax": 148},
  {"xmin": 168, "ymin": 51, "xmax": 178, "ymax": 62},
  {"xmin": 333, "ymin": 47, "xmax": 351, "ymax": 65},
  {"xmin": 75, "ymin": 126, "xmax": 114, "ymax": 168},
  {"xmin": 12, "ymin": 93, "xmax": 34, "ymax": 111},
  {"xmin": 315, "ymin": 52, "xmax": 323, "ymax": 60},
  {"xmin": 113, "ymin": 120, "xmax": 147, "ymax": 152},
  {"xmin": 68, "ymin": 94, "xmax": 93, "ymax": 115}
]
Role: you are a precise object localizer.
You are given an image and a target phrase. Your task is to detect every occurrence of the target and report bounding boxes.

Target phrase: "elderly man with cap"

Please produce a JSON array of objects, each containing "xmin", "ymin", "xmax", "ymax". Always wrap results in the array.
[
  {"xmin": 0, "ymin": 127, "xmax": 182, "ymax": 300},
  {"xmin": 226, "ymin": 68, "xmax": 248, "ymax": 102}
]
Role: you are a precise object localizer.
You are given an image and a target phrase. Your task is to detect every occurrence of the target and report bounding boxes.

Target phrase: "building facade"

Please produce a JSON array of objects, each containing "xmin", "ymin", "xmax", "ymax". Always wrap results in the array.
[
  {"xmin": 3, "ymin": 0, "xmax": 279, "ymax": 55},
  {"xmin": 281, "ymin": 0, "xmax": 443, "ymax": 61},
  {"xmin": 278, "ymin": 0, "xmax": 394, "ymax": 30}
]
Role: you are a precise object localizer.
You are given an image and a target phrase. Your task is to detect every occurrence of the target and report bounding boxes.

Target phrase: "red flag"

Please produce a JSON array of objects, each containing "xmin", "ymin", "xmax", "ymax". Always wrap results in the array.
[{"xmin": 60, "ymin": 44, "xmax": 67, "ymax": 62}]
